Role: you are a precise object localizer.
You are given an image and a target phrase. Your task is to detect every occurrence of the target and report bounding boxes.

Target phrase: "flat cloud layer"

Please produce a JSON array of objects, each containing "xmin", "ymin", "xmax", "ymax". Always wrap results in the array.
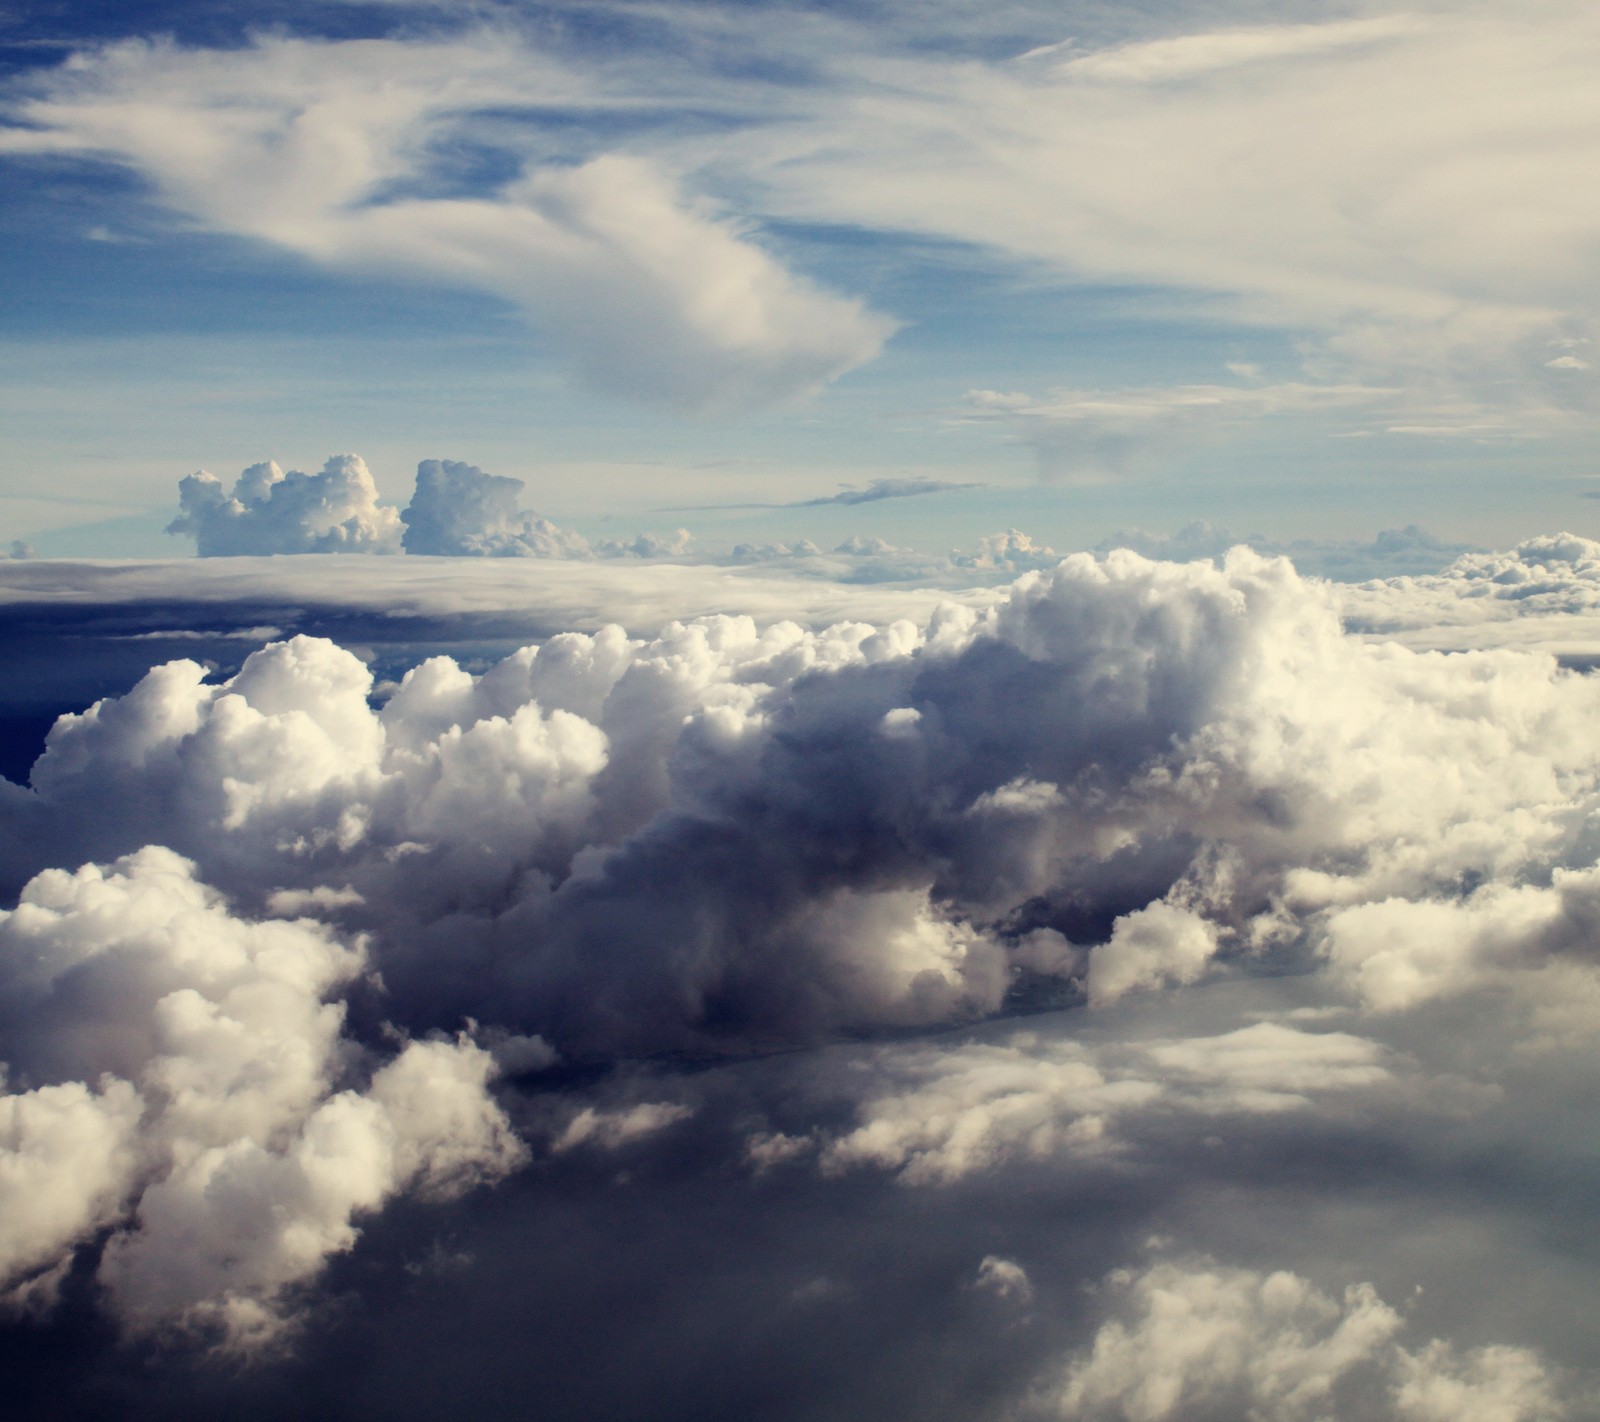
[{"xmin": 4, "ymin": 541, "xmax": 1600, "ymax": 1413}]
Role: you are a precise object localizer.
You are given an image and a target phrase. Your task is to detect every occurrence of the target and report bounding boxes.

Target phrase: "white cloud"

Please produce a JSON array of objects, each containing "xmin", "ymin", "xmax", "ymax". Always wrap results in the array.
[
  {"xmin": 13, "ymin": 541, "xmax": 1600, "ymax": 1067},
  {"xmin": 10, "ymin": 8, "xmax": 1600, "ymax": 420},
  {"xmin": 0, "ymin": 847, "xmax": 524, "ymax": 1345},
  {"xmin": 168, "ymin": 456, "xmax": 402, "ymax": 556},
  {"xmin": 807, "ymin": 1022, "xmax": 1392, "ymax": 1186},
  {"xmin": 14, "ymin": 534, "xmax": 1600, "ymax": 1364},
  {"xmin": 1086, "ymin": 903, "xmax": 1219, "ymax": 1007},
  {"xmin": 717, "ymin": 4, "xmax": 1600, "ymax": 403},
  {"xmin": 1055, "ymin": 18, "xmax": 1426, "ymax": 85},
  {"xmin": 400, "ymin": 459, "xmax": 591, "ymax": 559},
  {"xmin": 1052, "ymin": 1260, "xmax": 1562, "ymax": 1422},
  {"xmin": 1, "ymin": 35, "xmax": 892, "ymax": 411}
]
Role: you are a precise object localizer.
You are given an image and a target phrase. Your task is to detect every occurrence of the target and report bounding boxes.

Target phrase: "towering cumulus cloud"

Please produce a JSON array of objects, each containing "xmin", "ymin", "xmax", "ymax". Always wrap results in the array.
[
  {"xmin": 5, "ymin": 540, "xmax": 1600, "ymax": 1402},
  {"xmin": 400, "ymin": 459, "xmax": 590, "ymax": 558},
  {"xmin": 168, "ymin": 456, "xmax": 402, "ymax": 556},
  {"xmin": 10, "ymin": 546, "xmax": 1600, "ymax": 1056}
]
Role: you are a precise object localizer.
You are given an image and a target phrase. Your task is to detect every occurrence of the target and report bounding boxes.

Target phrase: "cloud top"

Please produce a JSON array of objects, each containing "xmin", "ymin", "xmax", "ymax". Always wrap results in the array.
[
  {"xmin": 400, "ymin": 459, "xmax": 590, "ymax": 558},
  {"xmin": 168, "ymin": 456, "xmax": 401, "ymax": 556}
]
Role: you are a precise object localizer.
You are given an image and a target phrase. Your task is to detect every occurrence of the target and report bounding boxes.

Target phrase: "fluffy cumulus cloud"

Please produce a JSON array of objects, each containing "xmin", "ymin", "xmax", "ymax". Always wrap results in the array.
[
  {"xmin": 1050, "ymin": 1260, "xmax": 1561, "ymax": 1422},
  {"xmin": 400, "ymin": 459, "xmax": 591, "ymax": 559},
  {"xmin": 170, "ymin": 454, "xmax": 697, "ymax": 561},
  {"xmin": 1340, "ymin": 532, "xmax": 1600, "ymax": 652},
  {"xmin": 0, "ymin": 846, "xmax": 521, "ymax": 1346},
  {"xmin": 9, "ymin": 538, "xmax": 1600, "ymax": 1396},
  {"xmin": 0, "ymin": 35, "xmax": 893, "ymax": 410},
  {"xmin": 12, "ymin": 543, "xmax": 1600, "ymax": 1061},
  {"xmin": 168, "ymin": 456, "xmax": 402, "ymax": 556}
]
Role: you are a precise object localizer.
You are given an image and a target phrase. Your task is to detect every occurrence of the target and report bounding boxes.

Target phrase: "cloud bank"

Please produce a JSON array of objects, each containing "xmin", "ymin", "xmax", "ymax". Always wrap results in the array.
[
  {"xmin": 3, "ymin": 537, "xmax": 1600, "ymax": 1414},
  {"xmin": 11, "ymin": 544, "xmax": 1600, "ymax": 1057}
]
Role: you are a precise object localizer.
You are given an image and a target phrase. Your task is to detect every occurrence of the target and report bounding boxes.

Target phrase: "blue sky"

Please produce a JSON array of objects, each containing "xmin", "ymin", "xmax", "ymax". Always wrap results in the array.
[{"xmin": 3, "ymin": 0, "xmax": 1599, "ymax": 555}]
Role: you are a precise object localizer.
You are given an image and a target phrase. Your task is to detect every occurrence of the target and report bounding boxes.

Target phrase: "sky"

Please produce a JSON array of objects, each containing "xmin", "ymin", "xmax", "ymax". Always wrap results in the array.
[
  {"xmin": 9, "ymin": 4, "xmax": 1600, "ymax": 1421},
  {"xmin": 2, "ymin": 0, "xmax": 1600, "ymax": 556}
]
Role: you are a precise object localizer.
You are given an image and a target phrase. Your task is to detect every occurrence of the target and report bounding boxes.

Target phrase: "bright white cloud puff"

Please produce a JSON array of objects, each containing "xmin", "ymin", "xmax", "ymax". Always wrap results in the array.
[
  {"xmin": 168, "ymin": 456, "xmax": 402, "ymax": 556},
  {"xmin": 0, "ymin": 847, "xmax": 522, "ymax": 1347}
]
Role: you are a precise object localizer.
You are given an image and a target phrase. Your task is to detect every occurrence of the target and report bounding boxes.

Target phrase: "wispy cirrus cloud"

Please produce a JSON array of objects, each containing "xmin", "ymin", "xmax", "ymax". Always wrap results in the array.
[
  {"xmin": 8, "ymin": 5, "xmax": 1600, "ymax": 434},
  {"xmin": 0, "ymin": 32, "xmax": 893, "ymax": 412},
  {"xmin": 657, "ymin": 475, "xmax": 980, "ymax": 512}
]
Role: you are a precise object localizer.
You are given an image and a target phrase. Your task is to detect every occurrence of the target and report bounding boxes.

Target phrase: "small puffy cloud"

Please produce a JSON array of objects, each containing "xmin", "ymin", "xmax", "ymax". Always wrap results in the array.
[
  {"xmin": 168, "ymin": 456, "xmax": 402, "ymax": 556},
  {"xmin": 1086, "ymin": 903, "xmax": 1219, "ymax": 1007},
  {"xmin": 400, "ymin": 459, "xmax": 590, "ymax": 559},
  {"xmin": 1052, "ymin": 1260, "xmax": 1563, "ymax": 1422},
  {"xmin": 1320, "ymin": 863, "xmax": 1600, "ymax": 1016},
  {"xmin": 595, "ymin": 529, "xmax": 694, "ymax": 560},
  {"xmin": 952, "ymin": 529, "xmax": 1060, "ymax": 572},
  {"xmin": 974, "ymin": 1255, "xmax": 1034, "ymax": 1303},
  {"xmin": 550, "ymin": 1101, "xmax": 692, "ymax": 1155}
]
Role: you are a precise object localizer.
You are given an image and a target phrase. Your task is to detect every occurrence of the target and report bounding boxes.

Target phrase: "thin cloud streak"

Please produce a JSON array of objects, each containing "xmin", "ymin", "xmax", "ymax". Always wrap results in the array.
[{"xmin": 655, "ymin": 476, "xmax": 982, "ymax": 512}]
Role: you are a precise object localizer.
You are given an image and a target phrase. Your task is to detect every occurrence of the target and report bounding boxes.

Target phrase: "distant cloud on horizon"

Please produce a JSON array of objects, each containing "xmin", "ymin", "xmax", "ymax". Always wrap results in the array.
[{"xmin": 657, "ymin": 475, "xmax": 982, "ymax": 513}]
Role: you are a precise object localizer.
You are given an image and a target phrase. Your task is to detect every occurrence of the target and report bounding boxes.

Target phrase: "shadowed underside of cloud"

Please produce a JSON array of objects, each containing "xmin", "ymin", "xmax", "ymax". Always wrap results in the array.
[{"xmin": 2, "ymin": 539, "xmax": 1600, "ymax": 1412}]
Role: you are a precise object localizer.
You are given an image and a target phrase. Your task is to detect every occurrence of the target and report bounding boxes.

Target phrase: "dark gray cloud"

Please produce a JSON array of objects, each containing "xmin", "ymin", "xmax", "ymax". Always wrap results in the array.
[{"xmin": 795, "ymin": 477, "xmax": 982, "ymax": 507}]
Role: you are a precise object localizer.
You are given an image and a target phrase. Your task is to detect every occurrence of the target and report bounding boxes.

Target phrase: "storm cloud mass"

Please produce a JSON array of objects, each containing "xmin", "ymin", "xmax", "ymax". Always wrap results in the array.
[{"xmin": 1, "ymin": 540, "xmax": 1599, "ymax": 1416}]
